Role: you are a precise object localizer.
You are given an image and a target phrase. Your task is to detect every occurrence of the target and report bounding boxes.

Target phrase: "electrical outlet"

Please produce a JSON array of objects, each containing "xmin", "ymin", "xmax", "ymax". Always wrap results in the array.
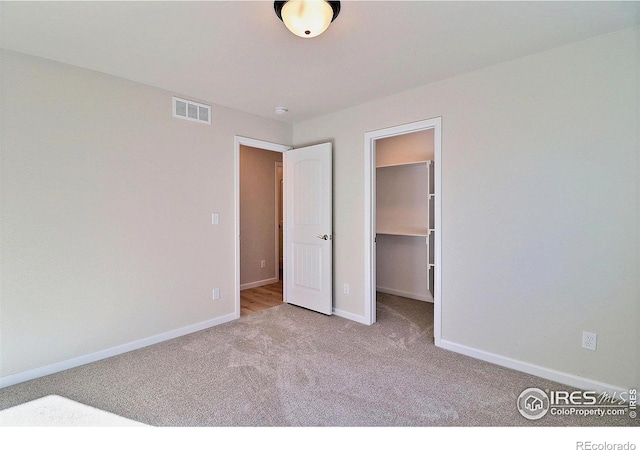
[
  {"xmin": 344, "ymin": 283, "xmax": 350, "ymax": 294},
  {"xmin": 213, "ymin": 288, "xmax": 220, "ymax": 300},
  {"xmin": 211, "ymin": 213, "xmax": 219, "ymax": 225},
  {"xmin": 261, "ymin": 260, "xmax": 266, "ymax": 268},
  {"xmin": 582, "ymin": 331, "xmax": 597, "ymax": 351}
]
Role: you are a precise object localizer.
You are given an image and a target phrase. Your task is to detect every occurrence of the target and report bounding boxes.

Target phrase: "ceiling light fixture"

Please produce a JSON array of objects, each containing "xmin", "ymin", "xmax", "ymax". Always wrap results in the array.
[{"xmin": 274, "ymin": 1, "xmax": 340, "ymax": 38}]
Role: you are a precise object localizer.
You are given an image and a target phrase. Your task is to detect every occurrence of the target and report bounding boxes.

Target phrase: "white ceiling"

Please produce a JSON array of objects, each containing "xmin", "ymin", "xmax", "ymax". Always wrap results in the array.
[{"xmin": 1, "ymin": 1, "xmax": 638, "ymax": 123}]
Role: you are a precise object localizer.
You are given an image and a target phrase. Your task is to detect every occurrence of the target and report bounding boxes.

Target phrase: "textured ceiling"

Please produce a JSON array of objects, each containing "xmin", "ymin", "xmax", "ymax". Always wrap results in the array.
[{"xmin": 1, "ymin": 1, "xmax": 638, "ymax": 123}]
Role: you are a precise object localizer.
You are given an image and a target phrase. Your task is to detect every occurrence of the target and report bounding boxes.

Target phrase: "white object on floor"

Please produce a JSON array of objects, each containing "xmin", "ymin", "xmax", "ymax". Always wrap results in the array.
[{"xmin": 0, "ymin": 395, "xmax": 148, "ymax": 427}]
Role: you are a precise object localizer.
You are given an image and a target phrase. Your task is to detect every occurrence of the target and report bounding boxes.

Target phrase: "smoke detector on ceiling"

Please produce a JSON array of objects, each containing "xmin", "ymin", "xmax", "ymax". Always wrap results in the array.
[{"xmin": 275, "ymin": 107, "xmax": 288, "ymax": 115}]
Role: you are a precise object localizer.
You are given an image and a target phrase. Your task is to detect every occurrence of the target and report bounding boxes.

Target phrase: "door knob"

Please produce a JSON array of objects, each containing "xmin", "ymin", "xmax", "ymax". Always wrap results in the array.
[{"xmin": 317, "ymin": 234, "xmax": 329, "ymax": 240}]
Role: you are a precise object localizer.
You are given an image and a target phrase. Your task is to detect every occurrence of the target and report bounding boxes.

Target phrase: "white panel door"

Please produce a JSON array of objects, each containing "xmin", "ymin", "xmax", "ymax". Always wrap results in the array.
[{"xmin": 284, "ymin": 142, "xmax": 332, "ymax": 315}]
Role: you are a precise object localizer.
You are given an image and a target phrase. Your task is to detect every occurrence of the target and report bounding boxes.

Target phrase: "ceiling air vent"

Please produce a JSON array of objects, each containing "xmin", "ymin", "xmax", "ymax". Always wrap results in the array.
[{"xmin": 172, "ymin": 97, "xmax": 211, "ymax": 124}]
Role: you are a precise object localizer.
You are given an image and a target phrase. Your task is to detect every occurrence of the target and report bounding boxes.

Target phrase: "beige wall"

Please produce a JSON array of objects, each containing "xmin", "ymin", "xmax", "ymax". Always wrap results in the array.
[
  {"xmin": 239, "ymin": 145, "xmax": 282, "ymax": 287},
  {"xmin": 376, "ymin": 234, "xmax": 430, "ymax": 301},
  {"xmin": 0, "ymin": 49, "xmax": 291, "ymax": 378},
  {"xmin": 293, "ymin": 27, "xmax": 639, "ymax": 390}
]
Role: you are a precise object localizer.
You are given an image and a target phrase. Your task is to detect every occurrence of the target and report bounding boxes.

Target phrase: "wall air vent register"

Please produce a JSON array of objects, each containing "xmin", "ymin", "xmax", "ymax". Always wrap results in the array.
[{"xmin": 172, "ymin": 97, "xmax": 211, "ymax": 124}]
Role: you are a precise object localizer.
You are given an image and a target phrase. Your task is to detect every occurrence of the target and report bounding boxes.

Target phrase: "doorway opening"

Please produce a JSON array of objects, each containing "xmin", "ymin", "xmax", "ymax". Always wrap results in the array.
[
  {"xmin": 364, "ymin": 118, "xmax": 442, "ymax": 345},
  {"xmin": 235, "ymin": 137, "xmax": 290, "ymax": 318}
]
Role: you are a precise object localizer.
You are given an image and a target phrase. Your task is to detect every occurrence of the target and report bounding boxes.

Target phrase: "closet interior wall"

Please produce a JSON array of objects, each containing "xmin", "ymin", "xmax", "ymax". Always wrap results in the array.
[{"xmin": 375, "ymin": 130, "xmax": 435, "ymax": 302}]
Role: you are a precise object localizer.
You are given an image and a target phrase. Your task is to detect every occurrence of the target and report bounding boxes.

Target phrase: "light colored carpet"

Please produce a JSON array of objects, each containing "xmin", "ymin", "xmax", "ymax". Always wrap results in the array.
[
  {"xmin": 0, "ymin": 395, "xmax": 148, "ymax": 427},
  {"xmin": 0, "ymin": 294, "xmax": 636, "ymax": 426}
]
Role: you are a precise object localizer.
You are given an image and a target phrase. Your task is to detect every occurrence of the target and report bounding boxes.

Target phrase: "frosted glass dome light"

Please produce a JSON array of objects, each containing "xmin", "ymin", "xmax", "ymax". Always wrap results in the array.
[{"xmin": 274, "ymin": 1, "xmax": 341, "ymax": 38}]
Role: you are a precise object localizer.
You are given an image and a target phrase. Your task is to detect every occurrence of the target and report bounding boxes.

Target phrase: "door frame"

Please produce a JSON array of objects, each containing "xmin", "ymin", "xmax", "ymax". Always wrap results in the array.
[
  {"xmin": 275, "ymin": 161, "xmax": 283, "ymax": 280},
  {"xmin": 234, "ymin": 136, "xmax": 291, "ymax": 318},
  {"xmin": 363, "ymin": 118, "xmax": 442, "ymax": 345}
]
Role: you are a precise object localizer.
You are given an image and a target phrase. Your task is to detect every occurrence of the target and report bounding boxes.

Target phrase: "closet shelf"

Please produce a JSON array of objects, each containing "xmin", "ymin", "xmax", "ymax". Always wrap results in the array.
[
  {"xmin": 376, "ymin": 160, "xmax": 430, "ymax": 169},
  {"xmin": 377, "ymin": 230, "xmax": 429, "ymax": 238},
  {"xmin": 376, "ymin": 152, "xmax": 435, "ymax": 300}
]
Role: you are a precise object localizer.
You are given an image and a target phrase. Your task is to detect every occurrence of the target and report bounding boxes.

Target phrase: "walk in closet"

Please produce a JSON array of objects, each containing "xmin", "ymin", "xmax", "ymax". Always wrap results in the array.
[{"xmin": 376, "ymin": 130, "xmax": 435, "ymax": 301}]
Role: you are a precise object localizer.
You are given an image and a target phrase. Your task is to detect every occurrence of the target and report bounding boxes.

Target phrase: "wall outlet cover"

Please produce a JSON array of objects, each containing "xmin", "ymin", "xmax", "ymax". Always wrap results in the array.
[{"xmin": 582, "ymin": 331, "xmax": 597, "ymax": 351}]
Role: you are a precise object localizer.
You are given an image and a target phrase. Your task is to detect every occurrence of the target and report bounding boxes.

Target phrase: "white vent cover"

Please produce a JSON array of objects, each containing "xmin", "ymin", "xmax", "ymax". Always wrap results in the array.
[{"xmin": 172, "ymin": 97, "xmax": 211, "ymax": 124}]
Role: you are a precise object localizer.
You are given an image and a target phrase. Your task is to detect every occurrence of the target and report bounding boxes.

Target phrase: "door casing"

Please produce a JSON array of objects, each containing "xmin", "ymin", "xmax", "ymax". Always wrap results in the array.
[
  {"xmin": 364, "ymin": 118, "xmax": 442, "ymax": 345},
  {"xmin": 276, "ymin": 162, "xmax": 283, "ymax": 279},
  {"xmin": 234, "ymin": 136, "xmax": 291, "ymax": 318}
]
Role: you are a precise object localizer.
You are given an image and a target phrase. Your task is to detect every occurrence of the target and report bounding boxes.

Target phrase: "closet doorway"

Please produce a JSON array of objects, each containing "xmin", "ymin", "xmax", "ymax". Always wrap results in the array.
[{"xmin": 364, "ymin": 118, "xmax": 442, "ymax": 345}]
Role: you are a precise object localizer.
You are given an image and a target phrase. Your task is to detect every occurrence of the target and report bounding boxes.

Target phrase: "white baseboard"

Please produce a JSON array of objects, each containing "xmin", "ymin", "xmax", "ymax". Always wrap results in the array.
[
  {"xmin": 0, "ymin": 312, "xmax": 237, "ymax": 389},
  {"xmin": 376, "ymin": 286, "xmax": 433, "ymax": 303},
  {"xmin": 333, "ymin": 308, "xmax": 371, "ymax": 325},
  {"xmin": 438, "ymin": 339, "xmax": 631, "ymax": 396},
  {"xmin": 240, "ymin": 277, "xmax": 279, "ymax": 291}
]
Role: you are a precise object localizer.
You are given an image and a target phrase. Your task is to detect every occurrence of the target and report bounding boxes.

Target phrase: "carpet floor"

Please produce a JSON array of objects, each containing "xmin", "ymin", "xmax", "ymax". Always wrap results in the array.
[{"xmin": 0, "ymin": 293, "xmax": 636, "ymax": 427}]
